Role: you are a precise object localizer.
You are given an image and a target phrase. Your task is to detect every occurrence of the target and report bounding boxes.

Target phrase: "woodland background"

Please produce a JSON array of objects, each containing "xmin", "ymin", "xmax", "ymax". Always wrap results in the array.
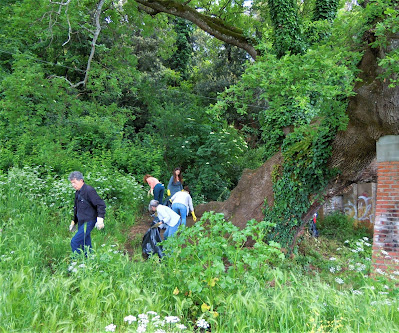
[{"xmin": 1, "ymin": 0, "xmax": 399, "ymax": 331}]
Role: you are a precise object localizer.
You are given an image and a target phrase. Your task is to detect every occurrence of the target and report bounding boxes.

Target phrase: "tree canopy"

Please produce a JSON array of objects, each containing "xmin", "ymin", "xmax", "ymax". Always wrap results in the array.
[{"xmin": 0, "ymin": 0, "xmax": 398, "ymax": 246}]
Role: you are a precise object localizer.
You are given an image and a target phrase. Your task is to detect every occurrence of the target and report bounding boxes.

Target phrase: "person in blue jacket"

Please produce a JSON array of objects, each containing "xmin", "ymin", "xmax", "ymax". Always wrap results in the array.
[
  {"xmin": 167, "ymin": 167, "xmax": 183, "ymax": 198},
  {"xmin": 68, "ymin": 171, "xmax": 106, "ymax": 255}
]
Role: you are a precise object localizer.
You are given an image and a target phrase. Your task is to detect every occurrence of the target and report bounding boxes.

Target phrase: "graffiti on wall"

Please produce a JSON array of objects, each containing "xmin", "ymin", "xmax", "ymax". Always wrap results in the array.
[{"xmin": 344, "ymin": 195, "xmax": 374, "ymax": 225}]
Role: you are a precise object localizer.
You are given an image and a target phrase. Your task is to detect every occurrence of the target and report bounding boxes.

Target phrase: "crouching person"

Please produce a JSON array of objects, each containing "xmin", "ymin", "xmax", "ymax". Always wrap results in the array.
[
  {"xmin": 148, "ymin": 199, "xmax": 180, "ymax": 240},
  {"xmin": 69, "ymin": 171, "xmax": 106, "ymax": 255}
]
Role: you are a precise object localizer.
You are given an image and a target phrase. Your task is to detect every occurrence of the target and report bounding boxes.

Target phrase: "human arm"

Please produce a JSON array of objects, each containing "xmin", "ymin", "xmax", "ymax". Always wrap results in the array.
[{"xmin": 87, "ymin": 186, "xmax": 106, "ymax": 229}]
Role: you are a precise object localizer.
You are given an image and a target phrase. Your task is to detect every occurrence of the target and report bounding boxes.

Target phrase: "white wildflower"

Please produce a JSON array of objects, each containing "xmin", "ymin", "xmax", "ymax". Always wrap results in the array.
[
  {"xmin": 196, "ymin": 318, "xmax": 210, "ymax": 329},
  {"xmin": 124, "ymin": 315, "xmax": 137, "ymax": 324},
  {"xmin": 335, "ymin": 277, "xmax": 344, "ymax": 285},
  {"xmin": 137, "ymin": 325, "xmax": 147, "ymax": 333},
  {"xmin": 329, "ymin": 257, "xmax": 337, "ymax": 261},
  {"xmin": 165, "ymin": 316, "xmax": 180, "ymax": 323},
  {"xmin": 105, "ymin": 324, "xmax": 116, "ymax": 332}
]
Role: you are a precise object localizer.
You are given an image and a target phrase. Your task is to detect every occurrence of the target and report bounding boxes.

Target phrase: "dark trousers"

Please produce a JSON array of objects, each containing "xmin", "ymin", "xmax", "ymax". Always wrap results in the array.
[
  {"xmin": 153, "ymin": 183, "xmax": 165, "ymax": 203},
  {"xmin": 71, "ymin": 220, "xmax": 96, "ymax": 254}
]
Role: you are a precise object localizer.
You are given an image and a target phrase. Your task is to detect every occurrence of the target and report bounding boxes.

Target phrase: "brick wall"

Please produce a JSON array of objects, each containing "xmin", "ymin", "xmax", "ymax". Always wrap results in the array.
[{"xmin": 372, "ymin": 136, "xmax": 399, "ymax": 275}]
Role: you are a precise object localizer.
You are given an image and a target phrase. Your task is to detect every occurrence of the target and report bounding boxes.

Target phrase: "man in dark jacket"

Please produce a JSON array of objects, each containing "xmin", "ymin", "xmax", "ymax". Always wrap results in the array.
[{"xmin": 68, "ymin": 171, "xmax": 106, "ymax": 254}]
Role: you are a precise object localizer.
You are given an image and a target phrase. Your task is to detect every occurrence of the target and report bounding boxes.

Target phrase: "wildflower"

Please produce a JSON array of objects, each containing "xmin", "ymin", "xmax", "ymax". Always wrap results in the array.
[
  {"xmin": 137, "ymin": 325, "xmax": 147, "ymax": 333},
  {"xmin": 165, "ymin": 316, "xmax": 180, "ymax": 323},
  {"xmin": 329, "ymin": 257, "xmax": 337, "ymax": 261},
  {"xmin": 336, "ymin": 247, "xmax": 342, "ymax": 251},
  {"xmin": 375, "ymin": 268, "xmax": 386, "ymax": 275},
  {"xmin": 196, "ymin": 319, "xmax": 210, "ymax": 329},
  {"xmin": 381, "ymin": 250, "xmax": 388, "ymax": 255},
  {"xmin": 124, "ymin": 315, "xmax": 137, "ymax": 324},
  {"xmin": 363, "ymin": 237, "xmax": 369, "ymax": 241},
  {"xmin": 379, "ymin": 292, "xmax": 389, "ymax": 295},
  {"xmin": 138, "ymin": 314, "xmax": 148, "ymax": 319},
  {"xmin": 329, "ymin": 267, "xmax": 336, "ymax": 273},
  {"xmin": 384, "ymin": 285, "xmax": 389, "ymax": 289},
  {"xmin": 335, "ymin": 277, "xmax": 344, "ymax": 285},
  {"xmin": 176, "ymin": 324, "xmax": 187, "ymax": 330},
  {"xmin": 139, "ymin": 318, "xmax": 149, "ymax": 325},
  {"xmin": 393, "ymin": 271, "xmax": 399, "ymax": 276},
  {"xmin": 352, "ymin": 289, "xmax": 363, "ymax": 295},
  {"xmin": 154, "ymin": 330, "xmax": 166, "ymax": 333},
  {"xmin": 105, "ymin": 324, "xmax": 116, "ymax": 332},
  {"xmin": 344, "ymin": 240, "xmax": 349, "ymax": 244},
  {"xmin": 78, "ymin": 263, "xmax": 86, "ymax": 268}
]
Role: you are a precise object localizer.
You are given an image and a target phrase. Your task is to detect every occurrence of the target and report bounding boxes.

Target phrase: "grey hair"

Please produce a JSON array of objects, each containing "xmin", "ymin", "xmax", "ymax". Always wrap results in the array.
[
  {"xmin": 148, "ymin": 199, "xmax": 159, "ymax": 212},
  {"xmin": 68, "ymin": 171, "xmax": 84, "ymax": 181}
]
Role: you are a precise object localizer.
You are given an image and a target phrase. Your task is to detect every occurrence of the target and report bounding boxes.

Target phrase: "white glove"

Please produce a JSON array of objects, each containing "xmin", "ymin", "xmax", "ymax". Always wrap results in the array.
[
  {"xmin": 69, "ymin": 221, "xmax": 76, "ymax": 232},
  {"xmin": 95, "ymin": 217, "xmax": 104, "ymax": 230}
]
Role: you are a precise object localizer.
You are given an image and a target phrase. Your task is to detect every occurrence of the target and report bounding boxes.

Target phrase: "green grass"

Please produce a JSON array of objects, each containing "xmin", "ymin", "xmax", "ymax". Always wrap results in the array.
[{"xmin": 1, "ymin": 166, "xmax": 398, "ymax": 332}]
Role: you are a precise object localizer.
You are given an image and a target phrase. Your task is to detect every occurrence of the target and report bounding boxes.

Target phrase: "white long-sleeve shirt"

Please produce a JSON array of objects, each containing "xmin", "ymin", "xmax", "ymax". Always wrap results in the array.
[
  {"xmin": 156, "ymin": 205, "xmax": 180, "ymax": 227},
  {"xmin": 170, "ymin": 191, "xmax": 194, "ymax": 216}
]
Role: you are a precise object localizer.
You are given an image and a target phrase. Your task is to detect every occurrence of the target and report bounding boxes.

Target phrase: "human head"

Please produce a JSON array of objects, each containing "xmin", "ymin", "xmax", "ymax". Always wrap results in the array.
[
  {"xmin": 68, "ymin": 171, "xmax": 85, "ymax": 191},
  {"xmin": 143, "ymin": 174, "xmax": 151, "ymax": 184},
  {"xmin": 183, "ymin": 185, "xmax": 190, "ymax": 193},
  {"xmin": 148, "ymin": 199, "xmax": 159, "ymax": 212},
  {"xmin": 173, "ymin": 167, "xmax": 183, "ymax": 182}
]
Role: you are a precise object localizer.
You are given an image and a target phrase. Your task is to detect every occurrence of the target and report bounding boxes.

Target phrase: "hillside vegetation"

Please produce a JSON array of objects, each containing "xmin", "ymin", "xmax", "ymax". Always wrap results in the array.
[{"xmin": 1, "ymin": 167, "xmax": 398, "ymax": 332}]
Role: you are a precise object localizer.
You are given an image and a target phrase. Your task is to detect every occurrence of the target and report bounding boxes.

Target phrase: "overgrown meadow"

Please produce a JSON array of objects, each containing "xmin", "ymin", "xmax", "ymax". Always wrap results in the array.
[{"xmin": 1, "ymin": 166, "xmax": 399, "ymax": 332}]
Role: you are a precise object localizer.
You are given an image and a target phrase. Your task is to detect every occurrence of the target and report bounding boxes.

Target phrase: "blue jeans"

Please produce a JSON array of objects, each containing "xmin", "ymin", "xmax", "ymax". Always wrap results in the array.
[
  {"xmin": 71, "ymin": 220, "xmax": 96, "ymax": 254},
  {"xmin": 153, "ymin": 183, "xmax": 165, "ymax": 203},
  {"xmin": 163, "ymin": 222, "xmax": 180, "ymax": 240},
  {"xmin": 172, "ymin": 203, "xmax": 187, "ymax": 226}
]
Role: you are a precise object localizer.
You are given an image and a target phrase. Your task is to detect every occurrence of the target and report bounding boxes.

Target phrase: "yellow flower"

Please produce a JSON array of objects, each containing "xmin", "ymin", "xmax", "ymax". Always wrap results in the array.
[
  {"xmin": 201, "ymin": 303, "xmax": 211, "ymax": 312},
  {"xmin": 173, "ymin": 287, "xmax": 179, "ymax": 295}
]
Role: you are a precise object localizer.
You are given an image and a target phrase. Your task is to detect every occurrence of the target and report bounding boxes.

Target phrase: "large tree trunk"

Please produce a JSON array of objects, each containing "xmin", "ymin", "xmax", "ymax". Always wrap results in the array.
[{"xmin": 195, "ymin": 32, "xmax": 399, "ymax": 242}]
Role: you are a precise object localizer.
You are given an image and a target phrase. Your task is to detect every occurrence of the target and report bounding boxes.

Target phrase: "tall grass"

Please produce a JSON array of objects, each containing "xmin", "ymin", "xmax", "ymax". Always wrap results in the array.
[{"xmin": 1, "ymin": 166, "xmax": 398, "ymax": 332}]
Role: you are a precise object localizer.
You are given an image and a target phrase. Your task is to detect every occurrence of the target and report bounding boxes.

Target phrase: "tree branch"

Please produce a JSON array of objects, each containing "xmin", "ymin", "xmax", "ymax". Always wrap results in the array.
[
  {"xmin": 134, "ymin": 0, "xmax": 258, "ymax": 59},
  {"xmin": 48, "ymin": 0, "xmax": 105, "ymax": 88}
]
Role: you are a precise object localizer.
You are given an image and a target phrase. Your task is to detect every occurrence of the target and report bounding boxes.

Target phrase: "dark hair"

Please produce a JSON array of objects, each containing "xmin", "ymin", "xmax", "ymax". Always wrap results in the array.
[
  {"xmin": 183, "ymin": 185, "xmax": 190, "ymax": 193},
  {"xmin": 173, "ymin": 167, "xmax": 183, "ymax": 184}
]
